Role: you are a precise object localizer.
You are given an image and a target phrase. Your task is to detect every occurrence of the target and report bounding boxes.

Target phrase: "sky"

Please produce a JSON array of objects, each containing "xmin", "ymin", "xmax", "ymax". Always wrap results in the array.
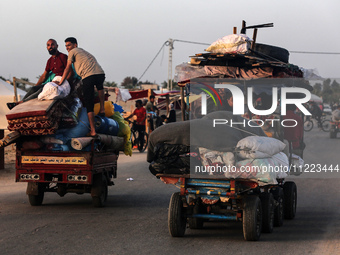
[{"xmin": 1, "ymin": 0, "xmax": 340, "ymax": 86}]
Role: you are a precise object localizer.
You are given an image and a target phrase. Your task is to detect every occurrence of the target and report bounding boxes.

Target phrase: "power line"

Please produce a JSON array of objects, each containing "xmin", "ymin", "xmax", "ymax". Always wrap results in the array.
[
  {"xmin": 290, "ymin": 51, "xmax": 340, "ymax": 55},
  {"xmin": 137, "ymin": 42, "xmax": 167, "ymax": 82},
  {"xmin": 173, "ymin": 39, "xmax": 210, "ymax": 46},
  {"xmin": 138, "ymin": 39, "xmax": 340, "ymax": 83}
]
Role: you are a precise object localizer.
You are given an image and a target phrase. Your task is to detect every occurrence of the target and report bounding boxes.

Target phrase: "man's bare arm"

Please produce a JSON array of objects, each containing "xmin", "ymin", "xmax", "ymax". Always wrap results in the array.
[
  {"xmin": 57, "ymin": 60, "xmax": 73, "ymax": 85},
  {"xmin": 35, "ymin": 70, "xmax": 48, "ymax": 86}
]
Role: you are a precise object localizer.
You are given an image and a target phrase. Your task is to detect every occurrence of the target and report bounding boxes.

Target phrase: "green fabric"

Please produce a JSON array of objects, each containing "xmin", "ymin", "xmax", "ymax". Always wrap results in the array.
[{"xmin": 42, "ymin": 72, "xmax": 56, "ymax": 85}]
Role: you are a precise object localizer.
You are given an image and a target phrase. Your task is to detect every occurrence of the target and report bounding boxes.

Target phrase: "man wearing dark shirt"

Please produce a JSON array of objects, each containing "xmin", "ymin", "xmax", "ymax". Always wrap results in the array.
[
  {"xmin": 35, "ymin": 39, "xmax": 69, "ymax": 86},
  {"xmin": 167, "ymin": 103, "xmax": 176, "ymax": 123}
]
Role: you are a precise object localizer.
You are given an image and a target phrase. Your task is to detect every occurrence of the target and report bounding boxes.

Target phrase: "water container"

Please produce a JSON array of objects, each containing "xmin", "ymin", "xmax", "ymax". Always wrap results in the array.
[
  {"xmin": 95, "ymin": 115, "xmax": 119, "ymax": 136},
  {"xmin": 94, "ymin": 101, "xmax": 115, "ymax": 117}
]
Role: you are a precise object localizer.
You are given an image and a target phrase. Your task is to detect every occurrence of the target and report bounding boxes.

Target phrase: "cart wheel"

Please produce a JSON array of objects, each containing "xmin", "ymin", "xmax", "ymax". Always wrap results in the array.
[
  {"xmin": 188, "ymin": 203, "xmax": 204, "ymax": 229},
  {"xmin": 27, "ymin": 183, "xmax": 44, "ymax": 206},
  {"xmin": 271, "ymin": 187, "xmax": 284, "ymax": 227},
  {"xmin": 242, "ymin": 196, "xmax": 262, "ymax": 241},
  {"xmin": 168, "ymin": 192, "xmax": 186, "ymax": 237},
  {"xmin": 283, "ymin": 182, "xmax": 297, "ymax": 219},
  {"xmin": 260, "ymin": 193, "xmax": 274, "ymax": 233},
  {"xmin": 138, "ymin": 133, "xmax": 148, "ymax": 153},
  {"xmin": 91, "ymin": 174, "xmax": 108, "ymax": 207}
]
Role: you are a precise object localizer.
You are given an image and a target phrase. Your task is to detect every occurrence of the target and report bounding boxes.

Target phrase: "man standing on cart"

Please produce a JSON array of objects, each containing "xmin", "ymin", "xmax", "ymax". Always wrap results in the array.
[{"xmin": 57, "ymin": 37, "xmax": 106, "ymax": 137}]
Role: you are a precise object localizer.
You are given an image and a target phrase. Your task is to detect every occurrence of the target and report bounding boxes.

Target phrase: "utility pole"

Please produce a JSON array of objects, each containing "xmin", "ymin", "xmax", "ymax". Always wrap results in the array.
[{"xmin": 167, "ymin": 38, "xmax": 174, "ymax": 91}]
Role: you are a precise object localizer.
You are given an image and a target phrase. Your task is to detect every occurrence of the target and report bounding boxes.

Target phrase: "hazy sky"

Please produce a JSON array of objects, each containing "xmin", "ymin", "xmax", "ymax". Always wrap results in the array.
[{"xmin": 1, "ymin": 0, "xmax": 339, "ymax": 85}]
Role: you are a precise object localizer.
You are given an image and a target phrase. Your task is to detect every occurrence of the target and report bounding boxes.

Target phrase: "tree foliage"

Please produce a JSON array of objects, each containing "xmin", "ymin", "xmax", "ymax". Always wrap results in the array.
[
  {"xmin": 120, "ymin": 76, "xmax": 140, "ymax": 89},
  {"xmin": 162, "ymin": 79, "xmax": 180, "ymax": 90},
  {"xmin": 313, "ymin": 78, "xmax": 340, "ymax": 105},
  {"xmin": 104, "ymin": 81, "xmax": 117, "ymax": 87}
]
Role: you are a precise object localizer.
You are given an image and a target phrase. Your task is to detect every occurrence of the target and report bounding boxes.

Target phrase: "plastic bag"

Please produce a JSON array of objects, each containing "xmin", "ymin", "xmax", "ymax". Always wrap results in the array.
[
  {"xmin": 206, "ymin": 34, "xmax": 252, "ymax": 54},
  {"xmin": 111, "ymin": 111, "xmax": 132, "ymax": 156},
  {"xmin": 38, "ymin": 76, "xmax": 71, "ymax": 100},
  {"xmin": 236, "ymin": 136, "xmax": 286, "ymax": 159}
]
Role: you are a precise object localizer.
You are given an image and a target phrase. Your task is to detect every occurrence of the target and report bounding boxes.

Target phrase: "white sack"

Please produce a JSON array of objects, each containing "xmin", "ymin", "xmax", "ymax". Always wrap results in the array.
[
  {"xmin": 237, "ymin": 136, "xmax": 286, "ymax": 159},
  {"xmin": 38, "ymin": 76, "xmax": 71, "ymax": 100},
  {"xmin": 289, "ymin": 153, "xmax": 304, "ymax": 176},
  {"xmin": 206, "ymin": 34, "xmax": 252, "ymax": 54},
  {"xmin": 272, "ymin": 152, "xmax": 290, "ymax": 178}
]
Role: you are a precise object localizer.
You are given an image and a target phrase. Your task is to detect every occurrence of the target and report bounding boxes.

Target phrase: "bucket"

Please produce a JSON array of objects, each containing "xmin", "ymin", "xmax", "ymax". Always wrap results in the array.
[{"xmin": 95, "ymin": 116, "xmax": 119, "ymax": 136}]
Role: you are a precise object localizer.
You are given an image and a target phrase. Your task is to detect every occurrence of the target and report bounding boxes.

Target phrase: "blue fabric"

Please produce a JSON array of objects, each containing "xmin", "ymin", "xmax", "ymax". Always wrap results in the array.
[
  {"xmin": 55, "ymin": 107, "xmax": 90, "ymax": 143},
  {"xmin": 113, "ymin": 103, "xmax": 124, "ymax": 113}
]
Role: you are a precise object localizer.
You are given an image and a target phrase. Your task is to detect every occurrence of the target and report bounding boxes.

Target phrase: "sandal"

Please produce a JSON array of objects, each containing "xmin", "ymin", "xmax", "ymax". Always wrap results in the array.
[
  {"xmin": 7, "ymin": 102, "xmax": 18, "ymax": 110},
  {"xmin": 90, "ymin": 134, "xmax": 99, "ymax": 139}
]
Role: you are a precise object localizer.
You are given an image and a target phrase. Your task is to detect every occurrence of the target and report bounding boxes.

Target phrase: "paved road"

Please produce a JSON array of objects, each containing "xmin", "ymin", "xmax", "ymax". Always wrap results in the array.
[{"xmin": 0, "ymin": 128, "xmax": 339, "ymax": 255}]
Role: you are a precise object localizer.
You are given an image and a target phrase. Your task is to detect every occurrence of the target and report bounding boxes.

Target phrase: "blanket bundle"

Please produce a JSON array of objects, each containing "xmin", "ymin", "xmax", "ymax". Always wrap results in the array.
[{"xmin": 6, "ymin": 98, "xmax": 62, "ymax": 136}]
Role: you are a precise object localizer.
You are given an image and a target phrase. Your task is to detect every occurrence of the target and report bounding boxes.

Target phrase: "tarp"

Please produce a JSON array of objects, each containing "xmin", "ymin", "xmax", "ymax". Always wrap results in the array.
[
  {"xmin": 128, "ymin": 90, "xmax": 149, "ymax": 100},
  {"xmin": 310, "ymin": 94, "xmax": 323, "ymax": 103},
  {"xmin": 0, "ymin": 79, "xmax": 27, "ymax": 129},
  {"xmin": 128, "ymin": 90, "xmax": 180, "ymax": 100}
]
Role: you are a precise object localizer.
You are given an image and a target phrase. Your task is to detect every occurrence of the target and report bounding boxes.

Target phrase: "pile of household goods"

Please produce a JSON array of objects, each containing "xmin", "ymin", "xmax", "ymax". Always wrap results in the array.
[
  {"xmin": 174, "ymin": 33, "xmax": 305, "ymax": 82},
  {"xmin": 3, "ymin": 79, "xmax": 132, "ymax": 155},
  {"xmin": 147, "ymin": 33, "xmax": 307, "ymax": 185},
  {"xmin": 147, "ymin": 111, "xmax": 289, "ymax": 185}
]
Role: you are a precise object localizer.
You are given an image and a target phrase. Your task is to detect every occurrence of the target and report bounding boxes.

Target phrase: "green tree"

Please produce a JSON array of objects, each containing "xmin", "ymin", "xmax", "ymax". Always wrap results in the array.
[
  {"xmin": 313, "ymin": 83, "xmax": 322, "ymax": 96},
  {"xmin": 120, "ymin": 76, "xmax": 139, "ymax": 89},
  {"xmin": 314, "ymin": 78, "xmax": 340, "ymax": 105},
  {"xmin": 104, "ymin": 81, "xmax": 117, "ymax": 87},
  {"xmin": 162, "ymin": 79, "xmax": 180, "ymax": 90},
  {"xmin": 331, "ymin": 80, "xmax": 340, "ymax": 92}
]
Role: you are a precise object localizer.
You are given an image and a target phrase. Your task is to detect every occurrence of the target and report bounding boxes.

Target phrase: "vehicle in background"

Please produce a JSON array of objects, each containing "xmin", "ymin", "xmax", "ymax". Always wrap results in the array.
[{"xmin": 323, "ymin": 103, "xmax": 332, "ymax": 115}]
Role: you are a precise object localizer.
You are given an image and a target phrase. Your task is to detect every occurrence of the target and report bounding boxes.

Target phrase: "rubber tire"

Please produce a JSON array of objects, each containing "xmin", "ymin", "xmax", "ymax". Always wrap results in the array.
[
  {"xmin": 138, "ymin": 133, "xmax": 148, "ymax": 153},
  {"xmin": 28, "ymin": 184, "xmax": 44, "ymax": 206},
  {"xmin": 243, "ymin": 196, "xmax": 262, "ymax": 241},
  {"xmin": 254, "ymin": 43, "xmax": 289, "ymax": 63},
  {"xmin": 283, "ymin": 182, "xmax": 297, "ymax": 220},
  {"xmin": 92, "ymin": 174, "xmax": 108, "ymax": 207},
  {"xmin": 260, "ymin": 193, "xmax": 274, "ymax": 233},
  {"xmin": 271, "ymin": 187, "xmax": 284, "ymax": 227},
  {"xmin": 168, "ymin": 192, "xmax": 186, "ymax": 237},
  {"xmin": 188, "ymin": 204, "xmax": 204, "ymax": 229},
  {"xmin": 304, "ymin": 120, "xmax": 313, "ymax": 132},
  {"xmin": 321, "ymin": 120, "xmax": 331, "ymax": 132}
]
